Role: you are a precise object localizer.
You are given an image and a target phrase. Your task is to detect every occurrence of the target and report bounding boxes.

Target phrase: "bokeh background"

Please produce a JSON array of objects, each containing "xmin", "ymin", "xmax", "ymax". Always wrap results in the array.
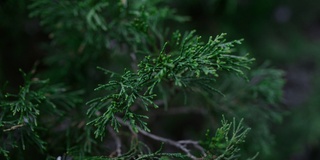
[{"xmin": 1, "ymin": 0, "xmax": 320, "ymax": 159}]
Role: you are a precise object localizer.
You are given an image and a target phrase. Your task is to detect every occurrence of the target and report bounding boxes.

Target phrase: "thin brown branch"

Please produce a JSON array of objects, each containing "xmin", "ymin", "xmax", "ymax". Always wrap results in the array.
[
  {"xmin": 108, "ymin": 126, "xmax": 122, "ymax": 156},
  {"xmin": 178, "ymin": 140, "xmax": 207, "ymax": 156},
  {"xmin": 130, "ymin": 52, "xmax": 138, "ymax": 71},
  {"xmin": 3, "ymin": 124, "xmax": 24, "ymax": 132},
  {"xmin": 115, "ymin": 116, "xmax": 205, "ymax": 159}
]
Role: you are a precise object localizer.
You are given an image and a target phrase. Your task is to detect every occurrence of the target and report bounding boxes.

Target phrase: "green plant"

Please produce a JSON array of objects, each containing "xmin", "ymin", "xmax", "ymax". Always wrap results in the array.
[
  {"xmin": 0, "ymin": 0, "xmax": 285, "ymax": 159},
  {"xmin": 201, "ymin": 117, "xmax": 258, "ymax": 160}
]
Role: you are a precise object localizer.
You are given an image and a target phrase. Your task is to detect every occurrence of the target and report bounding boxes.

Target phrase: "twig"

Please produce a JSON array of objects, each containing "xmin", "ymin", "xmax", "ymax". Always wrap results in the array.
[
  {"xmin": 108, "ymin": 126, "xmax": 122, "ymax": 156},
  {"xmin": 3, "ymin": 124, "xmax": 24, "ymax": 132},
  {"xmin": 178, "ymin": 140, "xmax": 207, "ymax": 156},
  {"xmin": 115, "ymin": 116, "xmax": 205, "ymax": 159},
  {"xmin": 130, "ymin": 52, "xmax": 138, "ymax": 71}
]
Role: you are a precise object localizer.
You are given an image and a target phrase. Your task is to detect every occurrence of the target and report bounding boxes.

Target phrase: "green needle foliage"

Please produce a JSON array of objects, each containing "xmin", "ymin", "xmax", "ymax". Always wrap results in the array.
[
  {"xmin": 87, "ymin": 31, "xmax": 254, "ymax": 139},
  {"xmin": 0, "ymin": 0, "xmax": 285, "ymax": 159},
  {"xmin": 0, "ymin": 67, "xmax": 83, "ymax": 160},
  {"xmin": 201, "ymin": 117, "xmax": 257, "ymax": 160}
]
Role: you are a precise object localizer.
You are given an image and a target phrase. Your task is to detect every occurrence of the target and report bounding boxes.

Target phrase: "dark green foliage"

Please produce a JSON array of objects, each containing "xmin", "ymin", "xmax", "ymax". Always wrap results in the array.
[
  {"xmin": 0, "ymin": 0, "xmax": 288, "ymax": 159},
  {"xmin": 87, "ymin": 31, "xmax": 254, "ymax": 138},
  {"xmin": 201, "ymin": 117, "xmax": 255, "ymax": 160},
  {"xmin": 0, "ymin": 67, "xmax": 83, "ymax": 159},
  {"xmin": 203, "ymin": 66, "xmax": 285, "ymax": 157}
]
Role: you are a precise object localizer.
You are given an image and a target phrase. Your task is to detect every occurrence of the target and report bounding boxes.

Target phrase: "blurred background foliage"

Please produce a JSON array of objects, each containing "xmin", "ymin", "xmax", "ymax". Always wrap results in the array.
[
  {"xmin": 0, "ymin": 0, "xmax": 320, "ymax": 159},
  {"xmin": 169, "ymin": 0, "xmax": 320, "ymax": 159}
]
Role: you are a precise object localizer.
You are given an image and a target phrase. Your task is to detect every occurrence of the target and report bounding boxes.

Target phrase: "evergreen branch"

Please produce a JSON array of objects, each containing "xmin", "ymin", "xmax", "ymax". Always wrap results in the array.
[
  {"xmin": 87, "ymin": 31, "xmax": 254, "ymax": 139},
  {"xmin": 0, "ymin": 69, "xmax": 83, "ymax": 158},
  {"xmin": 201, "ymin": 116, "xmax": 253, "ymax": 160},
  {"xmin": 2, "ymin": 0, "xmax": 287, "ymax": 159}
]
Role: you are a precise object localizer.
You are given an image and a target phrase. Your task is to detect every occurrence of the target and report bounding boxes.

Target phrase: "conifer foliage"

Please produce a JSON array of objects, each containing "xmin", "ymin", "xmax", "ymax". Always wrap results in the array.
[{"xmin": 0, "ymin": 0, "xmax": 284, "ymax": 159}]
